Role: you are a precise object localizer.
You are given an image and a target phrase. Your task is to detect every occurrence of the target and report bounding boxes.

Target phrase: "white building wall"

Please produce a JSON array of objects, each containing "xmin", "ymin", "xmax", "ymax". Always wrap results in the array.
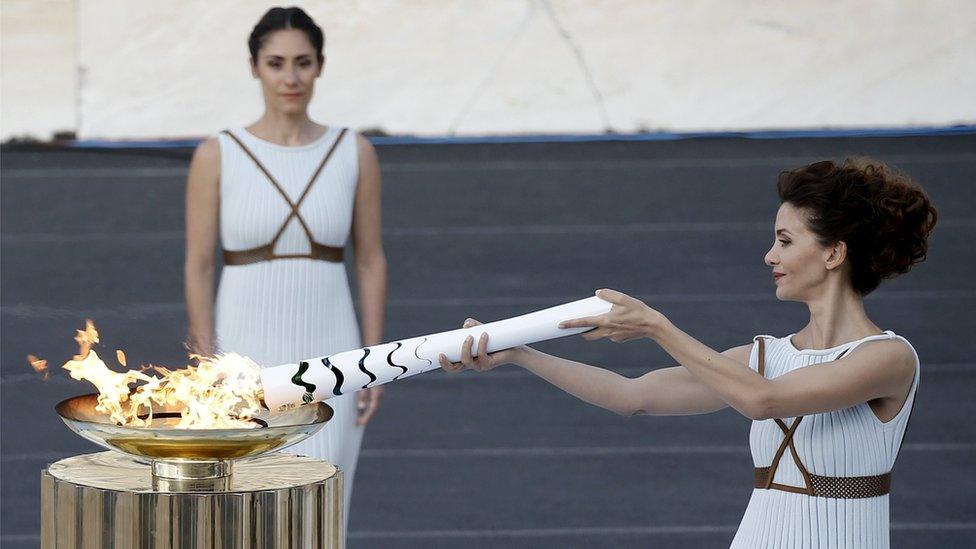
[
  {"xmin": 2, "ymin": 0, "xmax": 975, "ymax": 141},
  {"xmin": 1, "ymin": 0, "xmax": 77, "ymax": 140}
]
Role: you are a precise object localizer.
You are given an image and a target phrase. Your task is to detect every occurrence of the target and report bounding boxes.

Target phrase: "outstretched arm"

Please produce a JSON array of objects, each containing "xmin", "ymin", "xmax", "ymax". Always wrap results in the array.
[
  {"xmin": 562, "ymin": 289, "xmax": 917, "ymax": 420},
  {"xmin": 518, "ymin": 345, "xmax": 749, "ymax": 416},
  {"xmin": 651, "ymin": 320, "xmax": 914, "ymax": 419},
  {"xmin": 439, "ymin": 319, "xmax": 751, "ymax": 417}
]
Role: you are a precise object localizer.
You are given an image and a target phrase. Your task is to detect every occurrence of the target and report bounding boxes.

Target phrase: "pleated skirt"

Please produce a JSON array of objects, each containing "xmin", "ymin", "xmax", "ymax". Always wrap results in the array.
[
  {"xmin": 730, "ymin": 489, "xmax": 890, "ymax": 548},
  {"xmin": 215, "ymin": 259, "xmax": 365, "ymax": 533}
]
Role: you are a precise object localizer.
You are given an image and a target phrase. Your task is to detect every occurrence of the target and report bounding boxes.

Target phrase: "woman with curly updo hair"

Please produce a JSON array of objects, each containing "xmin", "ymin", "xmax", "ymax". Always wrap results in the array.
[{"xmin": 441, "ymin": 158, "xmax": 937, "ymax": 547}]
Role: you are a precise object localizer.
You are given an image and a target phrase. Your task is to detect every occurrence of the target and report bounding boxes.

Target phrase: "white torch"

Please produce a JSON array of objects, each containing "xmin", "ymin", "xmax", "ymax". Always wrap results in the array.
[{"xmin": 260, "ymin": 296, "xmax": 612, "ymax": 411}]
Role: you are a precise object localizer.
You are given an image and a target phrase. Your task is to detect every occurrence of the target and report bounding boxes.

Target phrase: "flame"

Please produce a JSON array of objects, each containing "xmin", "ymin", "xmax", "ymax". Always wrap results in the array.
[
  {"xmin": 27, "ymin": 354, "xmax": 49, "ymax": 381},
  {"xmin": 56, "ymin": 321, "xmax": 264, "ymax": 429}
]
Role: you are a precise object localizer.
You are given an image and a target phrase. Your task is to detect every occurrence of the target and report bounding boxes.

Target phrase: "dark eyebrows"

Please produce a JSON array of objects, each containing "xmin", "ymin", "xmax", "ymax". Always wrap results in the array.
[
  {"xmin": 776, "ymin": 229, "xmax": 792, "ymax": 237},
  {"xmin": 263, "ymin": 54, "xmax": 312, "ymax": 61}
]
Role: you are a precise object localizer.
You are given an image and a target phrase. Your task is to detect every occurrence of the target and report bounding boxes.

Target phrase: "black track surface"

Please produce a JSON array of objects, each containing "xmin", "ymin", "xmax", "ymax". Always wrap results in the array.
[{"xmin": 2, "ymin": 135, "xmax": 974, "ymax": 548}]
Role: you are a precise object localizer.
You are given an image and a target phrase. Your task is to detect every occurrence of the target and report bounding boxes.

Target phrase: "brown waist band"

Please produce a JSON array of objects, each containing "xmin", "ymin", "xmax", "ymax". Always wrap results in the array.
[
  {"xmin": 223, "ymin": 242, "xmax": 344, "ymax": 266},
  {"xmin": 754, "ymin": 467, "xmax": 891, "ymax": 499}
]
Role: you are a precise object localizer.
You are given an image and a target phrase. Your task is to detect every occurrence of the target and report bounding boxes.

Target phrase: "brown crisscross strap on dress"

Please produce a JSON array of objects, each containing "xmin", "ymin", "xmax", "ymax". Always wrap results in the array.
[
  {"xmin": 219, "ymin": 128, "xmax": 348, "ymax": 265},
  {"xmin": 752, "ymin": 338, "xmax": 892, "ymax": 499}
]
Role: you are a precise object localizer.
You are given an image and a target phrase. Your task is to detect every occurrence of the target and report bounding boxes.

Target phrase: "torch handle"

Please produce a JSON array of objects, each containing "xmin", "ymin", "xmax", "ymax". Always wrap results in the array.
[{"xmin": 260, "ymin": 296, "xmax": 612, "ymax": 411}]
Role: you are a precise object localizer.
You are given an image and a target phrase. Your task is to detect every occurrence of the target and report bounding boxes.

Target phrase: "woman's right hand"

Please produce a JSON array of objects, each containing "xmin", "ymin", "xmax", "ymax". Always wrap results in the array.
[{"xmin": 438, "ymin": 319, "xmax": 527, "ymax": 373}]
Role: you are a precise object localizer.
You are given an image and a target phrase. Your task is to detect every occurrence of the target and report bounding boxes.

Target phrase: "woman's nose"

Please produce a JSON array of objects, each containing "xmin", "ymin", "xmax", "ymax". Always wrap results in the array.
[{"xmin": 764, "ymin": 247, "xmax": 777, "ymax": 266}]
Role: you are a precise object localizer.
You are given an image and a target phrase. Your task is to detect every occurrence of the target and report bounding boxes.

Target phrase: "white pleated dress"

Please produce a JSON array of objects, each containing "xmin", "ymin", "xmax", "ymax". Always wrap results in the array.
[
  {"xmin": 214, "ymin": 127, "xmax": 365, "ymax": 530},
  {"xmin": 730, "ymin": 331, "xmax": 920, "ymax": 548}
]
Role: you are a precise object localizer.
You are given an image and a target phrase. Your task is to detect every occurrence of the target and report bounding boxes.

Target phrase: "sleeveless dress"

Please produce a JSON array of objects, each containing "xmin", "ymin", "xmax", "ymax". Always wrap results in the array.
[
  {"xmin": 214, "ymin": 126, "xmax": 365, "ymax": 532},
  {"xmin": 730, "ymin": 331, "xmax": 920, "ymax": 548}
]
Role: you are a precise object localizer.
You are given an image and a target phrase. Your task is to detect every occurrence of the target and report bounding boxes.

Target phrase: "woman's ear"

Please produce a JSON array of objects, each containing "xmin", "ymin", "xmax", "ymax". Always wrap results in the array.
[
  {"xmin": 824, "ymin": 241, "xmax": 847, "ymax": 271},
  {"xmin": 250, "ymin": 57, "xmax": 259, "ymax": 78}
]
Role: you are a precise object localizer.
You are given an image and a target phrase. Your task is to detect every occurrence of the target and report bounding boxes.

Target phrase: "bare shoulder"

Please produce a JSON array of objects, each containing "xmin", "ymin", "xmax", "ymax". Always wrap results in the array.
[
  {"xmin": 354, "ymin": 133, "xmax": 381, "ymax": 186},
  {"xmin": 193, "ymin": 136, "xmax": 220, "ymax": 161},
  {"xmin": 186, "ymin": 136, "xmax": 221, "ymax": 190},
  {"xmin": 190, "ymin": 136, "xmax": 221, "ymax": 173},
  {"xmin": 846, "ymin": 338, "xmax": 917, "ymax": 377},
  {"xmin": 354, "ymin": 132, "xmax": 379, "ymax": 163},
  {"xmin": 721, "ymin": 342, "xmax": 754, "ymax": 365}
]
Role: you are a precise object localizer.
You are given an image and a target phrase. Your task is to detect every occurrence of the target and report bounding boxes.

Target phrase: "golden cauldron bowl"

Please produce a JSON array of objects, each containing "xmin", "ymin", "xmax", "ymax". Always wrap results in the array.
[{"xmin": 56, "ymin": 393, "xmax": 332, "ymax": 487}]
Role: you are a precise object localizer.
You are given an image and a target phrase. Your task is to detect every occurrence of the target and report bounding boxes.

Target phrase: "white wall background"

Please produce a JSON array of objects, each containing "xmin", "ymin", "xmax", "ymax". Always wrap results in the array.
[
  {"xmin": 2, "ymin": 0, "xmax": 975, "ymax": 141},
  {"xmin": 1, "ymin": 0, "xmax": 78, "ymax": 140}
]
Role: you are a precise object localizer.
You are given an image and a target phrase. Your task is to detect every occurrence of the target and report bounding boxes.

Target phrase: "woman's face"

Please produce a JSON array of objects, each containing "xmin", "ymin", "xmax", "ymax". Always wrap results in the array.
[
  {"xmin": 764, "ymin": 203, "xmax": 840, "ymax": 301},
  {"xmin": 251, "ymin": 29, "xmax": 322, "ymax": 115}
]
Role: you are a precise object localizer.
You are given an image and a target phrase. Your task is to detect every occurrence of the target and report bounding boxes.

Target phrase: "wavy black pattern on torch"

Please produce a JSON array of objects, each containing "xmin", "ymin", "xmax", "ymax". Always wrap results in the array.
[
  {"xmin": 413, "ymin": 338, "xmax": 433, "ymax": 367},
  {"xmin": 291, "ymin": 361, "xmax": 317, "ymax": 404},
  {"xmin": 387, "ymin": 342, "xmax": 409, "ymax": 381},
  {"xmin": 358, "ymin": 348, "xmax": 378, "ymax": 389},
  {"xmin": 324, "ymin": 357, "xmax": 344, "ymax": 396}
]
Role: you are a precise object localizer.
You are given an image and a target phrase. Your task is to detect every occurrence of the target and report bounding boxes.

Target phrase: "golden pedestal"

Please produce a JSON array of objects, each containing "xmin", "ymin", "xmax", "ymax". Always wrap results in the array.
[{"xmin": 41, "ymin": 451, "xmax": 343, "ymax": 548}]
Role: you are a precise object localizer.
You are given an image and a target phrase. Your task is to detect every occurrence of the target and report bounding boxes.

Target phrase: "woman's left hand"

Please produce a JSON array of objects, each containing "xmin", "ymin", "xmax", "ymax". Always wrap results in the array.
[
  {"xmin": 559, "ymin": 289, "xmax": 665, "ymax": 343},
  {"xmin": 356, "ymin": 386, "xmax": 384, "ymax": 426}
]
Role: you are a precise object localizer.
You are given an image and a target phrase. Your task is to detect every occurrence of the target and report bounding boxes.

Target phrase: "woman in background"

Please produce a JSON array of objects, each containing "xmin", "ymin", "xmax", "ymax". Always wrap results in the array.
[{"xmin": 184, "ymin": 6, "xmax": 387, "ymax": 533}]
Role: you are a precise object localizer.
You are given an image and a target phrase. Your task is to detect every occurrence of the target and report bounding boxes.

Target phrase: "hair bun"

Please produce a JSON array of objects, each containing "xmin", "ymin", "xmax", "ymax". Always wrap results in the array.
[{"xmin": 777, "ymin": 158, "xmax": 938, "ymax": 295}]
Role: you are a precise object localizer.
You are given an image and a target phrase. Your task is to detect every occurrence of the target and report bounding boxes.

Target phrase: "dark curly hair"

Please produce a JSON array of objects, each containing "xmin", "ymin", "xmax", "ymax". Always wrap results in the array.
[
  {"xmin": 248, "ymin": 7, "xmax": 324, "ymax": 64},
  {"xmin": 777, "ymin": 158, "xmax": 937, "ymax": 296}
]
